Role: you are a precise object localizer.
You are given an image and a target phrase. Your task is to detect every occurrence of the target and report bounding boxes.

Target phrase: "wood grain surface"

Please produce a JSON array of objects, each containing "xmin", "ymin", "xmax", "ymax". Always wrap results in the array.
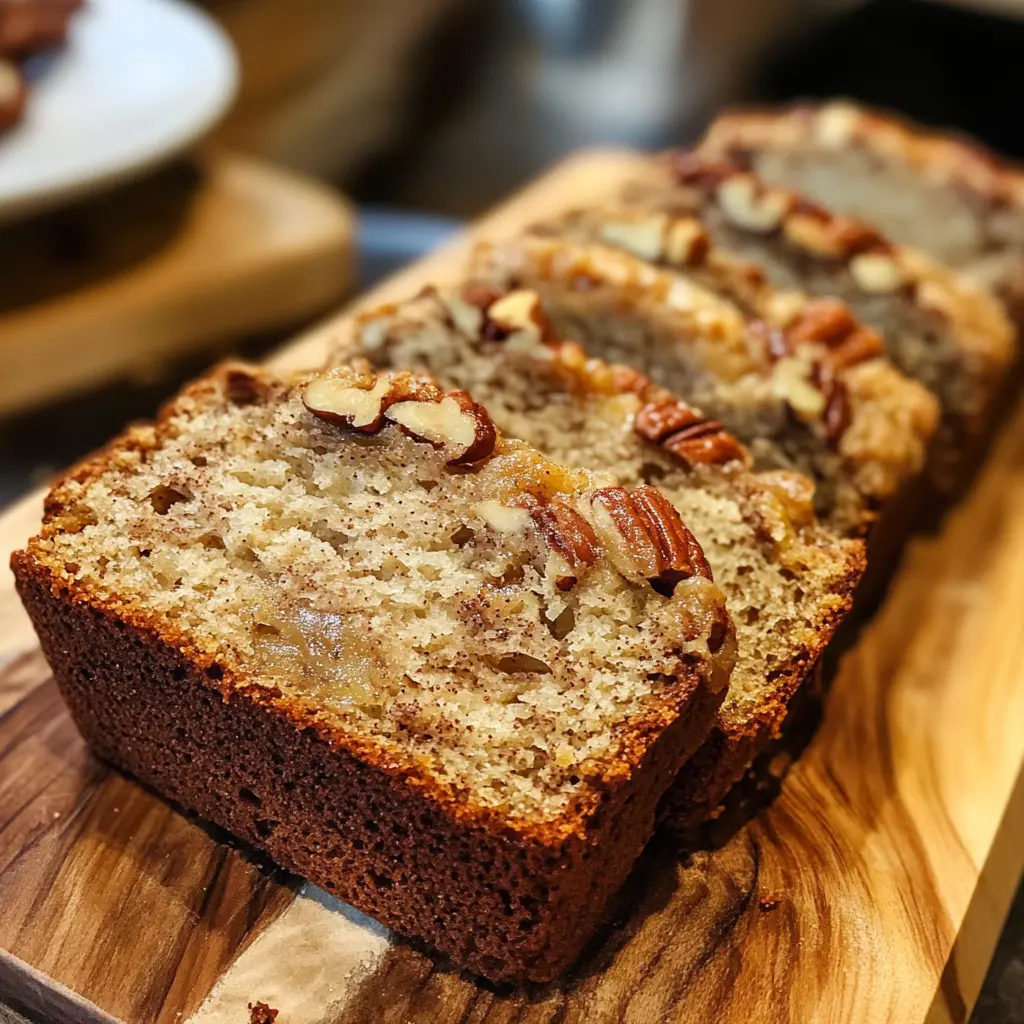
[
  {"xmin": 0, "ymin": 672, "xmax": 297, "ymax": 1024},
  {"xmin": 0, "ymin": 150, "xmax": 1022, "ymax": 1024}
]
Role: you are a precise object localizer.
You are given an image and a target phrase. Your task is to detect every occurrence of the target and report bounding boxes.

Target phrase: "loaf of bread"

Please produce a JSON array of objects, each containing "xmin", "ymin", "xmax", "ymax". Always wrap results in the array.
[
  {"xmin": 701, "ymin": 101, "xmax": 1024, "ymax": 327},
  {"xmin": 469, "ymin": 236, "xmax": 938, "ymax": 536},
  {"xmin": 12, "ymin": 361, "xmax": 738, "ymax": 983},
  {"xmin": 341, "ymin": 285, "xmax": 864, "ymax": 827}
]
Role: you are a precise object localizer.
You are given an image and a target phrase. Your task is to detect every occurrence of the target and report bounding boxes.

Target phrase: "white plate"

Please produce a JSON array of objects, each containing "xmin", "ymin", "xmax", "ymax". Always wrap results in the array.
[{"xmin": 0, "ymin": 0, "xmax": 238, "ymax": 221}]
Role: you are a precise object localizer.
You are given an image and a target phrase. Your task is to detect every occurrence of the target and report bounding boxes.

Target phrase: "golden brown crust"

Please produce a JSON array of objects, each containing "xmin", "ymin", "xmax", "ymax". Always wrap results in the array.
[{"xmin": 13, "ymin": 549, "xmax": 723, "ymax": 982}]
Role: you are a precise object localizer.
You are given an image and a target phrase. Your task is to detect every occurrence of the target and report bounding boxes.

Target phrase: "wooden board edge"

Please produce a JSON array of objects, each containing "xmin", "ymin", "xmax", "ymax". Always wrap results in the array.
[{"xmin": 0, "ymin": 949, "xmax": 118, "ymax": 1024}]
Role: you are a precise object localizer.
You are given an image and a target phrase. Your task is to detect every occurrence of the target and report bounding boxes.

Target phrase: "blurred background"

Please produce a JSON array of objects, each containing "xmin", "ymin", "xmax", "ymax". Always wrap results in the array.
[
  {"xmin": 0, "ymin": 0, "xmax": 1022, "ymax": 1018},
  {"xmin": 6, "ymin": 0, "xmax": 1024, "ymax": 509}
]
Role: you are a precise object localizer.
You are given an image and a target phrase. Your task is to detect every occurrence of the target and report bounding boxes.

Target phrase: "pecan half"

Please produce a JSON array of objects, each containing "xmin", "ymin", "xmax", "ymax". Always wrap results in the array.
[
  {"xmin": 481, "ymin": 289, "xmax": 553, "ymax": 351},
  {"xmin": 635, "ymin": 398, "xmax": 745, "ymax": 468},
  {"xmin": 304, "ymin": 365, "xmax": 497, "ymax": 465},
  {"xmin": 587, "ymin": 486, "xmax": 712, "ymax": 595},
  {"xmin": 635, "ymin": 398, "xmax": 704, "ymax": 442},
  {"xmin": 785, "ymin": 298, "xmax": 857, "ymax": 348},
  {"xmin": 517, "ymin": 494, "xmax": 600, "ymax": 590},
  {"xmin": 784, "ymin": 299, "xmax": 885, "ymax": 369},
  {"xmin": 661, "ymin": 421, "xmax": 747, "ymax": 466}
]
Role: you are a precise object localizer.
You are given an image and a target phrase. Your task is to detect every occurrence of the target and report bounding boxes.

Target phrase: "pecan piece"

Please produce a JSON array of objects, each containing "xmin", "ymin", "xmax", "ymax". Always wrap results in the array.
[
  {"xmin": 385, "ymin": 388, "xmax": 497, "ymax": 465},
  {"xmin": 811, "ymin": 363, "xmax": 853, "ymax": 446},
  {"xmin": 783, "ymin": 298, "xmax": 884, "ymax": 366},
  {"xmin": 785, "ymin": 299, "xmax": 857, "ymax": 349},
  {"xmin": 481, "ymin": 289, "xmax": 553, "ymax": 353},
  {"xmin": 632, "ymin": 486, "xmax": 713, "ymax": 586},
  {"xmin": 303, "ymin": 362, "xmax": 428, "ymax": 433},
  {"xmin": 588, "ymin": 486, "xmax": 711, "ymax": 594},
  {"xmin": 848, "ymin": 251, "xmax": 906, "ymax": 293},
  {"xmin": 661, "ymin": 422, "xmax": 746, "ymax": 467},
  {"xmin": 828, "ymin": 328, "xmax": 884, "ymax": 370},
  {"xmin": 304, "ymin": 365, "xmax": 497, "ymax": 465},
  {"xmin": 598, "ymin": 212, "xmax": 709, "ymax": 267},
  {"xmin": 519, "ymin": 494, "xmax": 600, "ymax": 591},
  {"xmin": 635, "ymin": 398, "xmax": 704, "ymax": 442},
  {"xmin": 635, "ymin": 399, "xmax": 746, "ymax": 467},
  {"xmin": 717, "ymin": 174, "xmax": 790, "ymax": 233}
]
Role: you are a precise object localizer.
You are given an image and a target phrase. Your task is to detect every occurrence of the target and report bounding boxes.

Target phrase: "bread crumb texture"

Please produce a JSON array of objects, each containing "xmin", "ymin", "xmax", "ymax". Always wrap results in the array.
[{"xmin": 347, "ymin": 290, "xmax": 863, "ymax": 746}]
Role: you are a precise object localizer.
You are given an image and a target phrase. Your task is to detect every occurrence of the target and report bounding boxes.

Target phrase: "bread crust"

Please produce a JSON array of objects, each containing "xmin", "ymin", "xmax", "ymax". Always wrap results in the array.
[
  {"xmin": 13, "ymin": 554, "xmax": 723, "ymax": 983},
  {"xmin": 13, "ymin": 363, "xmax": 734, "ymax": 984}
]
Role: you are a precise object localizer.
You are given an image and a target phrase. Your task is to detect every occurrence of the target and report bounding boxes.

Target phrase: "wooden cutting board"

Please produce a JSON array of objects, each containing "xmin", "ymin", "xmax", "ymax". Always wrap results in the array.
[
  {"xmin": 1, "ymin": 150, "xmax": 1023, "ymax": 1024},
  {"xmin": 0, "ymin": 151, "xmax": 354, "ymax": 418}
]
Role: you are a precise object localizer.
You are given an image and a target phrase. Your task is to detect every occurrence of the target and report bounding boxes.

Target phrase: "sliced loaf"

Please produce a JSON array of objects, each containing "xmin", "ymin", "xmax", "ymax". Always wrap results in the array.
[
  {"xmin": 13, "ymin": 361, "xmax": 736, "ymax": 983},
  {"xmin": 701, "ymin": 100, "xmax": 1024, "ymax": 326},
  {"xmin": 468, "ymin": 235, "xmax": 938, "ymax": 534},
  {"xmin": 621, "ymin": 148, "xmax": 1015, "ymax": 487},
  {"xmin": 341, "ymin": 285, "xmax": 864, "ymax": 828}
]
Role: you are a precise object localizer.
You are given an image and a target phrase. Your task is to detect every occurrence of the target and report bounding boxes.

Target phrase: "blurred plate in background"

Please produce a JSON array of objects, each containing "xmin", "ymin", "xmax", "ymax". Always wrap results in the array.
[{"xmin": 0, "ymin": 0, "xmax": 237, "ymax": 222}]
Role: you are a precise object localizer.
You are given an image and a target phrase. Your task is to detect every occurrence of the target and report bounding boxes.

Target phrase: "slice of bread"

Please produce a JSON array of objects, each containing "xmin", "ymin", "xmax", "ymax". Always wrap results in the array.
[
  {"xmin": 12, "ymin": 361, "xmax": 737, "ymax": 984},
  {"xmin": 468, "ymin": 235, "xmax": 938, "ymax": 535},
  {"xmin": 681, "ymin": 112, "xmax": 1017, "ymax": 484},
  {"xmin": 701, "ymin": 101, "xmax": 1024, "ymax": 327},
  {"xmin": 339, "ymin": 285, "xmax": 864, "ymax": 828}
]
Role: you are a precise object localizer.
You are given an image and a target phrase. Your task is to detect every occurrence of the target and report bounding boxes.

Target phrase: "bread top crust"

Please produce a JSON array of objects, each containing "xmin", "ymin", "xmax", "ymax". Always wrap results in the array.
[
  {"xmin": 703, "ymin": 101, "xmax": 1024, "ymax": 211},
  {"xmin": 468, "ymin": 235, "xmax": 938, "ymax": 532},
  {"xmin": 622, "ymin": 149, "xmax": 1016, "ymax": 378},
  {"xmin": 18, "ymin": 362, "xmax": 737, "ymax": 847}
]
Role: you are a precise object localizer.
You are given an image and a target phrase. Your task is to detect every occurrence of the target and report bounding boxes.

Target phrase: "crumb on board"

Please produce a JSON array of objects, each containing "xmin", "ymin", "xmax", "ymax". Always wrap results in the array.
[{"xmin": 247, "ymin": 1000, "xmax": 279, "ymax": 1024}]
